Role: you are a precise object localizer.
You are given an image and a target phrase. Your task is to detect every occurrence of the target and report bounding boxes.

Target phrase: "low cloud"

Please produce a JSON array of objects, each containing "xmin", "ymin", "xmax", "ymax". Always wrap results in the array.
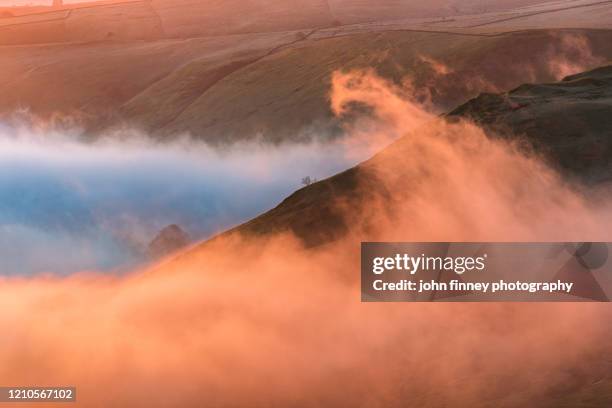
[
  {"xmin": 546, "ymin": 32, "xmax": 605, "ymax": 80},
  {"xmin": 0, "ymin": 125, "xmax": 382, "ymax": 275},
  {"xmin": 0, "ymin": 68, "xmax": 611, "ymax": 407}
]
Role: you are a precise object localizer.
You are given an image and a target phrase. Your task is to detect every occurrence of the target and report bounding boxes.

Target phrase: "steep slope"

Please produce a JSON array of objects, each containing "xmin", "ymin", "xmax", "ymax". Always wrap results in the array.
[{"xmin": 226, "ymin": 64, "xmax": 612, "ymax": 245}]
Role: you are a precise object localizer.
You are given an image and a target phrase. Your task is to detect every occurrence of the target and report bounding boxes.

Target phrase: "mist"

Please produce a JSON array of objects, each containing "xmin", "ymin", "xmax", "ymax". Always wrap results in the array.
[
  {"xmin": 1, "ymin": 69, "xmax": 612, "ymax": 406},
  {"xmin": 0, "ymin": 124, "xmax": 380, "ymax": 275}
]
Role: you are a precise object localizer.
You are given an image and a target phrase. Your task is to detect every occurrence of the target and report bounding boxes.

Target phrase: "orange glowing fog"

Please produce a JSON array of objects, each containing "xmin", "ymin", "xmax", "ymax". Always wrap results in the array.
[{"xmin": 0, "ymin": 67, "xmax": 611, "ymax": 406}]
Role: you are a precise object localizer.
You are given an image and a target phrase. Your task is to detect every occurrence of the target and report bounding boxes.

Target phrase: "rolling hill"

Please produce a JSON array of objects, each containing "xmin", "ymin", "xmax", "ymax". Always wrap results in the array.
[
  {"xmin": 2, "ymin": 0, "xmax": 612, "ymax": 143},
  {"xmin": 0, "ymin": 0, "xmax": 580, "ymax": 45},
  {"xmin": 2, "ymin": 27, "xmax": 612, "ymax": 143}
]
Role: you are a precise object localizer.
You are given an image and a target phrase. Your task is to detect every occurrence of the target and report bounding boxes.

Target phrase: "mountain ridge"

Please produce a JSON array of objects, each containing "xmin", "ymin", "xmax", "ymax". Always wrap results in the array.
[{"xmin": 214, "ymin": 64, "xmax": 612, "ymax": 247}]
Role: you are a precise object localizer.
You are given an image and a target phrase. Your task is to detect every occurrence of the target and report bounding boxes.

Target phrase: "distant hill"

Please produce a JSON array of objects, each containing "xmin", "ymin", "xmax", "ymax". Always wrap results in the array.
[
  {"xmin": 0, "ymin": 0, "xmax": 599, "ymax": 45},
  {"xmin": 144, "ymin": 29, "xmax": 612, "ymax": 143},
  {"xmin": 2, "ymin": 28, "xmax": 612, "ymax": 143},
  {"xmin": 148, "ymin": 224, "xmax": 191, "ymax": 258}
]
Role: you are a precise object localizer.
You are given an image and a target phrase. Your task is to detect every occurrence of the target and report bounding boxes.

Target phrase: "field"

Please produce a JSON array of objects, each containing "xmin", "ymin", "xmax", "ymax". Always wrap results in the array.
[{"xmin": 2, "ymin": 0, "xmax": 612, "ymax": 142}]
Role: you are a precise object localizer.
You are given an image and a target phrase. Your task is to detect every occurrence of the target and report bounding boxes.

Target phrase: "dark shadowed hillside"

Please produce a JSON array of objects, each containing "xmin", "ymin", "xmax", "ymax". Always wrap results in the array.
[
  {"xmin": 227, "ymin": 64, "xmax": 612, "ymax": 246},
  {"xmin": 448, "ymin": 65, "xmax": 612, "ymax": 182}
]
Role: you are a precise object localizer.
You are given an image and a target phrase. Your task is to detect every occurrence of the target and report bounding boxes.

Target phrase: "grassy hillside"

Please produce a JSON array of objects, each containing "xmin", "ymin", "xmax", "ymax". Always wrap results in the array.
[
  {"xmin": 327, "ymin": 0, "xmax": 548, "ymax": 23},
  {"xmin": 1, "ymin": 0, "xmax": 602, "ymax": 46},
  {"xmin": 0, "ymin": 1, "xmax": 163, "ymax": 45},
  {"xmin": 3, "ymin": 28, "xmax": 612, "ymax": 143},
  {"xmin": 149, "ymin": 29, "xmax": 612, "ymax": 142},
  {"xmin": 0, "ymin": 31, "xmax": 295, "ymax": 122},
  {"xmin": 151, "ymin": 0, "xmax": 334, "ymax": 38}
]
